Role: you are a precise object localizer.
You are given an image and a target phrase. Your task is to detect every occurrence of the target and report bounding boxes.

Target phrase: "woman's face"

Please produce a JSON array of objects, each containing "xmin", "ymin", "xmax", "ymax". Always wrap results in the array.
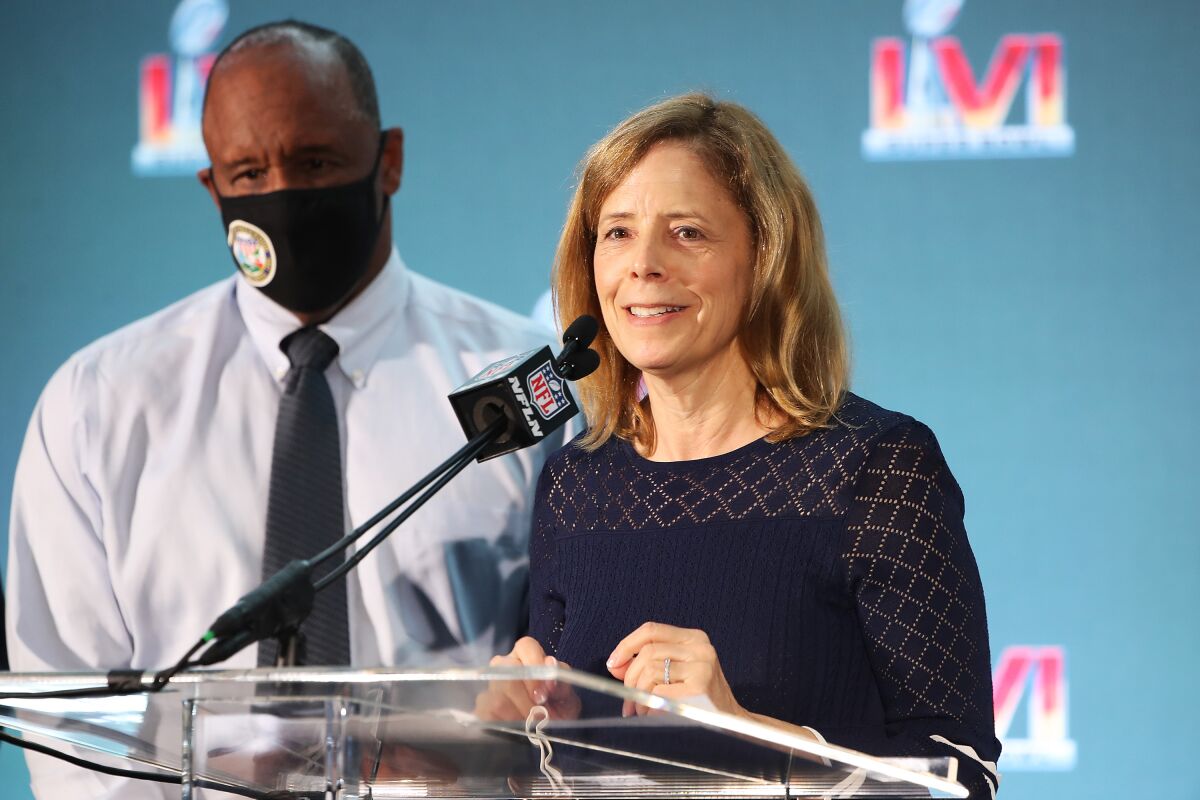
[{"xmin": 593, "ymin": 141, "xmax": 754, "ymax": 382}]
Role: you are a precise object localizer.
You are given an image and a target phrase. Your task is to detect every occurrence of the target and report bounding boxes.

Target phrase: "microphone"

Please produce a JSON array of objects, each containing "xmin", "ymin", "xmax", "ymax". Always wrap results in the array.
[
  {"xmin": 192, "ymin": 318, "xmax": 601, "ymax": 666},
  {"xmin": 448, "ymin": 315, "xmax": 599, "ymax": 462},
  {"xmin": 554, "ymin": 314, "xmax": 599, "ymax": 376}
]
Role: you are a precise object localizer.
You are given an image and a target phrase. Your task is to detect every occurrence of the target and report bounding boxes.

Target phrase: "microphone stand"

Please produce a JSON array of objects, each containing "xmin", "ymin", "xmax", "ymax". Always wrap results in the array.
[
  {"xmin": 1, "ymin": 318, "xmax": 599, "ymax": 695},
  {"xmin": 198, "ymin": 413, "xmax": 508, "ymax": 668},
  {"xmin": 226, "ymin": 320, "xmax": 600, "ymax": 666},
  {"xmin": 0, "ymin": 323, "xmax": 602, "ymax": 797},
  {"xmin": 272, "ymin": 413, "xmax": 507, "ymax": 666}
]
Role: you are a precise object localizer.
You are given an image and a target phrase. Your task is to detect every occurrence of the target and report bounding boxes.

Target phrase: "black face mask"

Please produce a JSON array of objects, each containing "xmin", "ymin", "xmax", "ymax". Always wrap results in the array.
[{"xmin": 215, "ymin": 135, "xmax": 388, "ymax": 314}]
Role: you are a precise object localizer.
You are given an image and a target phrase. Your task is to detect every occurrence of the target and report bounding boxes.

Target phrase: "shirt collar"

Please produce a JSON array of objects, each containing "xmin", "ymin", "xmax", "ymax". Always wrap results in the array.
[{"xmin": 235, "ymin": 247, "xmax": 410, "ymax": 388}]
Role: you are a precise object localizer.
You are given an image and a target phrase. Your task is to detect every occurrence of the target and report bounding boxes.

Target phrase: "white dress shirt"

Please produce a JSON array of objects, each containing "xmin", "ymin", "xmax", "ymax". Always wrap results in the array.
[{"xmin": 6, "ymin": 250, "xmax": 565, "ymax": 797}]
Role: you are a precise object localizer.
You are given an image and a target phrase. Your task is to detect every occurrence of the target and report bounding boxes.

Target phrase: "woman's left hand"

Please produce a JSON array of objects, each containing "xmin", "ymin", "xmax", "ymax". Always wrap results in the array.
[{"xmin": 606, "ymin": 621, "xmax": 744, "ymax": 718}]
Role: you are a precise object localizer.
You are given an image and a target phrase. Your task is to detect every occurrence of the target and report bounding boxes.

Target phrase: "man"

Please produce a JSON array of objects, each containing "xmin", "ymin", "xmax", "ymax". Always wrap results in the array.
[{"xmin": 6, "ymin": 20, "xmax": 561, "ymax": 796}]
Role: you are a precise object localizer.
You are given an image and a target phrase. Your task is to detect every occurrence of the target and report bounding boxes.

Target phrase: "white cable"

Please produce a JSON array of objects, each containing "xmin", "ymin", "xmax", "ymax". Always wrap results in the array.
[
  {"xmin": 821, "ymin": 766, "xmax": 867, "ymax": 799},
  {"xmin": 524, "ymin": 704, "xmax": 569, "ymax": 795}
]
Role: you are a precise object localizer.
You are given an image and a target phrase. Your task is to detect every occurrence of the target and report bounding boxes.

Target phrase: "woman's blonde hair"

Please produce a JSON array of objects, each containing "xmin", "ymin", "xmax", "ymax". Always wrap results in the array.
[{"xmin": 553, "ymin": 92, "xmax": 848, "ymax": 452}]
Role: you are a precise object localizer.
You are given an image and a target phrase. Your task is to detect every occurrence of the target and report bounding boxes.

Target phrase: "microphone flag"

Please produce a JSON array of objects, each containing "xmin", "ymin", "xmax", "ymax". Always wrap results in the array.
[{"xmin": 448, "ymin": 346, "xmax": 580, "ymax": 461}]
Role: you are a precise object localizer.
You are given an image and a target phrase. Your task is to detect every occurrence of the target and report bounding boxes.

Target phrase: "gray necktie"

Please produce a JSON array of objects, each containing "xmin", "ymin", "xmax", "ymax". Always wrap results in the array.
[{"xmin": 258, "ymin": 327, "xmax": 350, "ymax": 666}]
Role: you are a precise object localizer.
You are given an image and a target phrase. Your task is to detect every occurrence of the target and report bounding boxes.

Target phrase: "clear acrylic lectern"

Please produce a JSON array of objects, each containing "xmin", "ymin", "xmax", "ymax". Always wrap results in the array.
[{"xmin": 0, "ymin": 666, "xmax": 967, "ymax": 798}]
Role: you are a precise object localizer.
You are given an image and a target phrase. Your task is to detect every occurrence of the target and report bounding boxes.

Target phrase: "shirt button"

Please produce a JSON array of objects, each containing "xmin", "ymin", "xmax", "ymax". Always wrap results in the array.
[
  {"xmin": 351, "ymin": 369, "xmax": 365, "ymax": 387},
  {"xmin": 274, "ymin": 366, "xmax": 288, "ymax": 380}
]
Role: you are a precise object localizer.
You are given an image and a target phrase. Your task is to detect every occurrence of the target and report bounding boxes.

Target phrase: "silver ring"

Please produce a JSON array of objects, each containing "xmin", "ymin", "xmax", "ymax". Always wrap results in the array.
[{"xmin": 663, "ymin": 656, "xmax": 671, "ymax": 685}]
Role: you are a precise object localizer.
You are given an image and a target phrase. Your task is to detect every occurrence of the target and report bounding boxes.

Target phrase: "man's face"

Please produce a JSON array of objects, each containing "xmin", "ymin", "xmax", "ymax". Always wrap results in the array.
[
  {"xmin": 198, "ymin": 40, "xmax": 403, "ymax": 322},
  {"xmin": 200, "ymin": 42, "xmax": 384, "ymax": 198}
]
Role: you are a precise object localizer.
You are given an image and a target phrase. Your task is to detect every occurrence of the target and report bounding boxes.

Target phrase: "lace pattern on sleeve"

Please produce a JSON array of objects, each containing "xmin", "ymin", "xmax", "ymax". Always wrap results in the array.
[{"xmin": 844, "ymin": 419, "xmax": 1000, "ymax": 787}]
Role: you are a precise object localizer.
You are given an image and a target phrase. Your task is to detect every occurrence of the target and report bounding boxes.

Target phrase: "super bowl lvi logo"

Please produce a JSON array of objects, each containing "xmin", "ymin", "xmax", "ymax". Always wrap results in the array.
[
  {"xmin": 131, "ymin": 0, "xmax": 228, "ymax": 176},
  {"xmin": 863, "ymin": 0, "xmax": 1075, "ymax": 160},
  {"xmin": 993, "ymin": 645, "xmax": 1078, "ymax": 771}
]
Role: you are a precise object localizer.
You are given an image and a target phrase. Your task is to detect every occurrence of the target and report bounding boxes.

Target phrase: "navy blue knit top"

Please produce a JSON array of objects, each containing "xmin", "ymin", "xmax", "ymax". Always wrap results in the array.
[{"xmin": 528, "ymin": 393, "xmax": 1001, "ymax": 797}]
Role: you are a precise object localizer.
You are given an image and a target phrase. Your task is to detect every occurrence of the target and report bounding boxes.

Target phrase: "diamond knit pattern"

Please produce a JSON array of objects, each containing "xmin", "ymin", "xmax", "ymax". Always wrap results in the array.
[
  {"xmin": 259, "ymin": 327, "xmax": 350, "ymax": 666},
  {"xmin": 528, "ymin": 393, "xmax": 1000, "ymax": 796}
]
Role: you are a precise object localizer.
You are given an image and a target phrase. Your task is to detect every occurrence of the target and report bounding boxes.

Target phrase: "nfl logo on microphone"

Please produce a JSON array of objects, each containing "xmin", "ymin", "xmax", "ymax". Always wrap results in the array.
[{"xmin": 527, "ymin": 361, "xmax": 568, "ymax": 420}]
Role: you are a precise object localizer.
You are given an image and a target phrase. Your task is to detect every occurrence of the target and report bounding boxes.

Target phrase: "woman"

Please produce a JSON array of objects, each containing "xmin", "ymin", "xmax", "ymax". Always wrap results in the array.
[{"xmin": 492, "ymin": 93, "xmax": 1001, "ymax": 797}]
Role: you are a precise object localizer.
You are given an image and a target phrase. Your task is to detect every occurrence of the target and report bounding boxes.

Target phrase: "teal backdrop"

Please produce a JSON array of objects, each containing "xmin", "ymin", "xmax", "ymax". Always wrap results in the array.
[{"xmin": 2, "ymin": 1, "xmax": 1197, "ymax": 797}]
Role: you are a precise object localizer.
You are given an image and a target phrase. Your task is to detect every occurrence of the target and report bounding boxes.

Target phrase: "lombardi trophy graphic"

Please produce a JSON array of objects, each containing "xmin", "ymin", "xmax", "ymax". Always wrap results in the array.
[
  {"xmin": 902, "ymin": 0, "xmax": 964, "ymax": 129},
  {"xmin": 131, "ymin": 0, "xmax": 228, "ymax": 176}
]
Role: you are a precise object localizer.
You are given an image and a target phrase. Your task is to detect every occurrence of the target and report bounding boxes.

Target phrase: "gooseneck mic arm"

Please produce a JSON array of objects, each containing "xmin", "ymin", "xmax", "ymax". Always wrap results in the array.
[
  {"xmin": 194, "ymin": 414, "xmax": 505, "ymax": 666},
  {"xmin": 313, "ymin": 414, "xmax": 504, "ymax": 592},
  {"xmin": 0, "ymin": 316, "xmax": 605, "ymax": 694},
  {"xmin": 194, "ymin": 315, "xmax": 601, "ymax": 667},
  {"xmin": 0, "ymin": 320, "xmax": 604, "ymax": 794}
]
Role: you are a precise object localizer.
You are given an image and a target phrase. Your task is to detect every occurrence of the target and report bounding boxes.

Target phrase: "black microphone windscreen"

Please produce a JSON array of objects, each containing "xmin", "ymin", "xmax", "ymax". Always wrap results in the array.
[
  {"xmin": 562, "ymin": 315, "xmax": 599, "ymax": 348},
  {"xmin": 561, "ymin": 348, "xmax": 600, "ymax": 381},
  {"xmin": 448, "ymin": 346, "xmax": 581, "ymax": 461}
]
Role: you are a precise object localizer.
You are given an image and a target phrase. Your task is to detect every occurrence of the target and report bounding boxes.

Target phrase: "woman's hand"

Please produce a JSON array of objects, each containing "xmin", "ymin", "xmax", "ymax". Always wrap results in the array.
[
  {"xmin": 473, "ymin": 636, "xmax": 580, "ymax": 721},
  {"xmin": 607, "ymin": 622, "xmax": 744, "ymax": 718}
]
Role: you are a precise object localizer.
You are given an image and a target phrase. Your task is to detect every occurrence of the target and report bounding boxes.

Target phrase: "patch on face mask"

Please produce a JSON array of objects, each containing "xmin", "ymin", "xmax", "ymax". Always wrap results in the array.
[{"xmin": 226, "ymin": 219, "xmax": 275, "ymax": 287}]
